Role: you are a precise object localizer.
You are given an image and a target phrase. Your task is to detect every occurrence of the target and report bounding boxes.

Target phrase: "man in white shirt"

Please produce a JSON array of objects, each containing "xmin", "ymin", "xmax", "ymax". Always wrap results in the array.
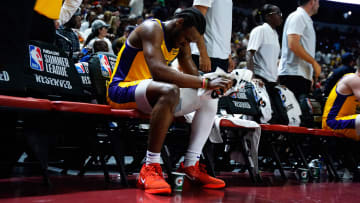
[
  {"xmin": 278, "ymin": 0, "xmax": 321, "ymax": 127},
  {"xmin": 191, "ymin": 0, "xmax": 234, "ymax": 73},
  {"xmin": 247, "ymin": 4, "xmax": 283, "ymax": 124}
]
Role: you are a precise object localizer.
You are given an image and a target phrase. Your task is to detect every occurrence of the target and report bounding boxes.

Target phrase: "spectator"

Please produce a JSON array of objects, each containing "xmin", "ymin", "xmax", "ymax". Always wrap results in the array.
[
  {"xmin": 129, "ymin": 0, "xmax": 144, "ymax": 18},
  {"xmin": 322, "ymin": 66, "xmax": 360, "ymax": 141},
  {"xmin": 103, "ymin": 11, "xmax": 113, "ymax": 24},
  {"xmin": 108, "ymin": 15, "xmax": 121, "ymax": 39},
  {"xmin": 80, "ymin": 11, "xmax": 97, "ymax": 33},
  {"xmin": 107, "ymin": 8, "xmax": 232, "ymax": 194},
  {"xmin": 56, "ymin": 11, "xmax": 82, "ymax": 60},
  {"xmin": 80, "ymin": 40, "xmax": 109, "ymax": 62},
  {"xmin": 103, "ymin": 0, "xmax": 118, "ymax": 12},
  {"xmin": 191, "ymin": 0, "xmax": 234, "ymax": 73},
  {"xmin": 84, "ymin": 19, "xmax": 114, "ymax": 54},
  {"xmin": 324, "ymin": 53, "xmax": 356, "ymax": 96},
  {"xmin": 278, "ymin": 0, "xmax": 321, "ymax": 127},
  {"xmin": 112, "ymin": 25, "xmax": 135, "ymax": 55}
]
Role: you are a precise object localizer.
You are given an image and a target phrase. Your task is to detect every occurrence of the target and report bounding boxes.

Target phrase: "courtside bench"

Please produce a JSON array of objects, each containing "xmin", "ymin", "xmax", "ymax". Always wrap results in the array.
[{"xmin": 0, "ymin": 94, "xmax": 357, "ymax": 185}]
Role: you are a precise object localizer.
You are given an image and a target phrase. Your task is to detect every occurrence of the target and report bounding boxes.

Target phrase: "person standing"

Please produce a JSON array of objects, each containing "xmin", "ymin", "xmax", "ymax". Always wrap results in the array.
[
  {"xmin": 278, "ymin": 0, "xmax": 321, "ymax": 127},
  {"xmin": 246, "ymin": 4, "xmax": 283, "ymax": 123},
  {"xmin": 191, "ymin": 0, "xmax": 234, "ymax": 73}
]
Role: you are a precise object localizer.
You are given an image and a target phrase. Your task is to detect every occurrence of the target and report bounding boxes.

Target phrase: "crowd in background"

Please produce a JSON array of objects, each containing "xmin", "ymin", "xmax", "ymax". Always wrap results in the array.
[{"xmin": 58, "ymin": 0, "xmax": 360, "ymax": 100}]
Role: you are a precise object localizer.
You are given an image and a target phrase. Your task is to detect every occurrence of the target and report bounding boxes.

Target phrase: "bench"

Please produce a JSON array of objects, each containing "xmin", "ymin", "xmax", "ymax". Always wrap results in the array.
[{"xmin": 0, "ymin": 94, "xmax": 357, "ymax": 185}]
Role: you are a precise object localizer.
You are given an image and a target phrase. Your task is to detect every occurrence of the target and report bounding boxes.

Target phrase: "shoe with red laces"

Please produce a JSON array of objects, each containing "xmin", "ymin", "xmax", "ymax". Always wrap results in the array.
[
  {"xmin": 136, "ymin": 163, "xmax": 171, "ymax": 194},
  {"xmin": 177, "ymin": 161, "xmax": 225, "ymax": 189}
]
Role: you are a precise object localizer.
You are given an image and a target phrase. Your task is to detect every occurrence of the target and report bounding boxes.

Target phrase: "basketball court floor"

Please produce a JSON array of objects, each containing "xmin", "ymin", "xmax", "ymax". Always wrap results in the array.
[{"xmin": 1, "ymin": 170, "xmax": 359, "ymax": 203}]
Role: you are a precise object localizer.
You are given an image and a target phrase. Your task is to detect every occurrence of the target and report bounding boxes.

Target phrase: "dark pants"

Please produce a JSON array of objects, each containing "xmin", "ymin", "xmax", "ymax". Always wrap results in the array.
[
  {"xmin": 192, "ymin": 54, "xmax": 229, "ymax": 73},
  {"xmin": 279, "ymin": 75, "xmax": 313, "ymax": 127}
]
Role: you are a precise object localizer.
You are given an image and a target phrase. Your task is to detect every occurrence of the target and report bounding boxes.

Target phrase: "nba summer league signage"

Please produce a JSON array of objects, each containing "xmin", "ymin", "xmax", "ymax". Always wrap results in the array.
[
  {"xmin": 26, "ymin": 41, "xmax": 85, "ymax": 99},
  {"xmin": 29, "ymin": 44, "xmax": 72, "ymax": 90}
]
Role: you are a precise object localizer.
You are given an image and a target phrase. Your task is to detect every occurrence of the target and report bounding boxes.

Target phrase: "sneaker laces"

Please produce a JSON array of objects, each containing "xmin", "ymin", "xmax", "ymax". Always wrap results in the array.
[
  {"xmin": 147, "ymin": 164, "xmax": 164, "ymax": 178},
  {"xmin": 199, "ymin": 163, "xmax": 208, "ymax": 174}
]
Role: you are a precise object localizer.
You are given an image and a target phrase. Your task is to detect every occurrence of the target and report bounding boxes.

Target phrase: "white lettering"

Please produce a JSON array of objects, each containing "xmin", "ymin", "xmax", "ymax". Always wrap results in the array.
[
  {"xmin": 34, "ymin": 74, "xmax": 72, "ymax": 89},
  {"xmin": 45, "ymin": 63, "xmax": 68, "ymax": 77},
  {"xmin": 44, "ymin": 54, "xmax": 69, "ymax": 67},
  {"xmin": 0, "ymin": 71, "xmax": 10, "ymax": 82},
  {"xmin": 42, "ymin": 49, "xmax": 60, "ymax": 56},
  {"xmin": 81, "ymin": 76, "xmax": 92, "ymax": 85},
  {"xmin": 232, "ymin": 101, "xmax": 251, "ymax": 109}
]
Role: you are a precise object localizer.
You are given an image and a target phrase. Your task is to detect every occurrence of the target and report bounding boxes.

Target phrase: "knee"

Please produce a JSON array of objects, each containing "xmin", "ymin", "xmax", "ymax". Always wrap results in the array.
[{"xmin": 158, "ymin": 84, "xmax": 180, "ymax": 106}]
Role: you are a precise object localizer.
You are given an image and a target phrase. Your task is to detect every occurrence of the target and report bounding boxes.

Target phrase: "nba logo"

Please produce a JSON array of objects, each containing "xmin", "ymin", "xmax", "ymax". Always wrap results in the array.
[
  {"xmin": 75, "ymin": 63, "xmax": 85, "ymax": 74},
  {"xmin": 29, "ymin": 45, "xmax": 44, "ymax": 71},
  {"xmin": 98, "ymin": 54, "xmax": 112, "ymax": 77}
]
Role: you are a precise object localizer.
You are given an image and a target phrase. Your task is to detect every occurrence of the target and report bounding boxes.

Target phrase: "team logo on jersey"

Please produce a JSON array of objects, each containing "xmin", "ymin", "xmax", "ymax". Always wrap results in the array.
[
  {"xmin": 98, "ymin": 54, "xmax": 112, "ymax": 78},
  {"xmin": 29, "ymin": 45, "xmax": 44, "ymax": 71},
  {"xmin": 75, "ymin": 63, "xmax": 86, "ymax": 74}
]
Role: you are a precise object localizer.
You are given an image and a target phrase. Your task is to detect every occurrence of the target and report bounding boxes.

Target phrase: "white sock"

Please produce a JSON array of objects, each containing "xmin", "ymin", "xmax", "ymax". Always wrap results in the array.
[
  {"xmin": 146, "ymin": 150, "xmax": 161, "ymax": 165},
  {"xmin": 173, "ymin": 89, "xmax": 218, "ymax": 168},
  {"xmin": 185, "ymin": 99, "xmax": 218, "ymax": 167},
  {"xmin": 184, "ymin": 150, "xmax": 201, "ymax": 167}
]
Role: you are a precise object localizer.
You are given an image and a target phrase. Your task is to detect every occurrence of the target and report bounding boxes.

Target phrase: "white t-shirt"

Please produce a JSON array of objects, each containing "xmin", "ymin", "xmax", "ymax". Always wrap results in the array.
[
  {"xmin": 247, "ymin": 23, "xmax": 280, "ymax": 82},
  {"xmin": 190, "ymin": 0, "xmax": 232, "ymax": 59},
  {"xmin": 87, "ymin": 37, "xmax": 114, "ymax": 54},
  {"xmin": 278, "ymin": 7, "xmax": 316, "ymax": 81}
]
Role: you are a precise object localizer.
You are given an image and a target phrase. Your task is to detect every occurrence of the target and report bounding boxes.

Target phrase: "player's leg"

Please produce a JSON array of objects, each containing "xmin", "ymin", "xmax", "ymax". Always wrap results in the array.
[
  {"xmin": 174, "ymin": 88, "xmax": 225, "ymax": 189},
  {"xmin": 135, "ymin": 79, "xmax": 180, "ymax": 194}
]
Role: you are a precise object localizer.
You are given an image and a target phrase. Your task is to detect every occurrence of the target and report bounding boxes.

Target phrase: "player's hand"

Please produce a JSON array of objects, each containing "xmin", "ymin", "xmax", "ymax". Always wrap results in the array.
[
  {"xmin": 199, "ymin": 54, "xmax": 211, "ymax": 72},
  {"xmin": 207, "ymin": 77, "xmax": 233, "ymax": 93},
  {"xmin": 312, "ymin": 61, "xmax": 321, "ymax": 80}
]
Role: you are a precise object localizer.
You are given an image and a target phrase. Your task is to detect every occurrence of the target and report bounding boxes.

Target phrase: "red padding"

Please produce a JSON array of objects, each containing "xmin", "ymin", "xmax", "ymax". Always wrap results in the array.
[
  {"xmin": 0, "ymin": 95, "xmax": 52, "ymax": 110},
  {"xmin": 260, "ymin": 124, "xmax": 289, "ymax": 132},
  {"xmin": 51, "ymin": 101, "xmax": 112, "ymax": 115},
  {"xmin": 111, "ymin": 109, "xmax": 187, "ymax": 123},
  {"xmin": 307, "ymin": 128, "xmax": 340, "ymax": 137},
  {"xmin": 288, "ymin": 126, "xmax": 312, "ymax": 134},
  {"xmin": 111, "ymin": 109, "xmax": 150, "ymax": 119},
  {"xmin": 219, "ymin": 119, "xmax": 257, "ymax": 129}
]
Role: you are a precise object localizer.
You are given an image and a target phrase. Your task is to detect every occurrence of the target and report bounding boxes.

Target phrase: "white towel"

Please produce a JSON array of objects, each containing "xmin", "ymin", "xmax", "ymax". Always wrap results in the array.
[{"xmin": 198, "ymin": 68, "xmax": 253, "ymax": 99}]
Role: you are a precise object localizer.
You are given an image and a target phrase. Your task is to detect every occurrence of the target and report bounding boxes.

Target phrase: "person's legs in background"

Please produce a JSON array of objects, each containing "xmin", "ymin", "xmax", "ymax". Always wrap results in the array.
[{"xmin": 279, "ymin": 76, "xmax": 313, "ymax": 127}]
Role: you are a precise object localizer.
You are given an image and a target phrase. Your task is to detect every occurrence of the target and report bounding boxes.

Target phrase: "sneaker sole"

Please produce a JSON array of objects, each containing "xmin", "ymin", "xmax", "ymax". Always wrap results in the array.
[
  {"xmin": 145, "ymin": 188, "xmax": 172, "ymax": 194},
  {"xmin": 137, "ymin": 182, "xmax": 172, "ymax": 194},
  {"xmin": 202, "ymin": 183, "xmax": 226, "ymax": 189}
]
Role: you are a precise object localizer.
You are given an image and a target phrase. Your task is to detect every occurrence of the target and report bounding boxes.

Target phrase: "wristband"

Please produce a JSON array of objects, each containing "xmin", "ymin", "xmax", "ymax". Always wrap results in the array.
[{"xmin": 202, "ymin": 78, "xmax": 209, "ymax": 89}]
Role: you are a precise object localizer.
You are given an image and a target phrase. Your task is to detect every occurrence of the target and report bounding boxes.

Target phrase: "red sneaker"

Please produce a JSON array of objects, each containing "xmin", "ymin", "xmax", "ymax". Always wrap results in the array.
[
  {"xmin": 177, "ymin": 161, "xmax": 225, "ymax": 189},
  {"xmin": 136, "ymin": 163, "xmax": 172, "ymax": 194}
]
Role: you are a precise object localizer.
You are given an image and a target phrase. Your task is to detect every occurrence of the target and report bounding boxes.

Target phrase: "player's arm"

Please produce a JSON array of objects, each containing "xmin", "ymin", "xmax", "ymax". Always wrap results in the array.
[
  {"xmin": 139, "ymin": 21, "xmax": 203, "ymax": 88},
  {"xmin": 288, "ymin": 34, "xmax": 321, "ymax": 79},
  {"xmin": 177, "ymin": 43, "xmax": 199, "ymax": 76},
  {"xmin": 139, "ymin": 21, "xmax": 232, "ymax": 91},
  {"xmin": 348, "ymin": 75, "xmax": 360, "ymax": 100}
]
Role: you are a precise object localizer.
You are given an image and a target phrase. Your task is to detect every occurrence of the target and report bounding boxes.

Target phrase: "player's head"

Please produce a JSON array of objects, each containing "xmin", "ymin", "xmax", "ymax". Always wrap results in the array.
[
  {"xmin": 174, "ymin": 7, "xmax": 206, "ymax": 35},
  {"xmin": 171, "ymin": 7, "xmax": 206, "ymax": 48}
]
